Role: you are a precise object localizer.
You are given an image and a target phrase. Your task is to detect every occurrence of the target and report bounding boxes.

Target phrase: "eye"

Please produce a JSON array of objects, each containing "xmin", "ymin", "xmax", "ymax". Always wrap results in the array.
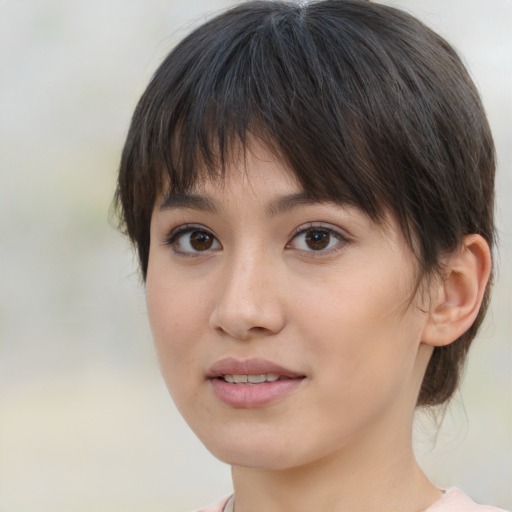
[
  {"xmin": 166, "ymin": 225, "xmax": 221, "ymax": 255},
  {"xmin": 288, "ymin": 225, "xmax": 347, "ymax": 253}
]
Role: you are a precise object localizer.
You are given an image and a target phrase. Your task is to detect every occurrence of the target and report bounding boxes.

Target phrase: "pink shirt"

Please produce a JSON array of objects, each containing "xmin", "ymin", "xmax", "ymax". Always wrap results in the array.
[
  {"xmin": 426, "ymin": 489, "xmax": 507, "ymax": 512},
  {"xmin": 195, "ymin": 489, "xmax": 507, "ymax": 512}
]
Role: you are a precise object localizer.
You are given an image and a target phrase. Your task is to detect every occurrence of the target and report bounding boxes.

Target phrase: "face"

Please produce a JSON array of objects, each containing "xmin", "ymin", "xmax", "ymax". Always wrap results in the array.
[{"xmin": 146, "ymin": 141, "xmax": 434, "ymax": 471}]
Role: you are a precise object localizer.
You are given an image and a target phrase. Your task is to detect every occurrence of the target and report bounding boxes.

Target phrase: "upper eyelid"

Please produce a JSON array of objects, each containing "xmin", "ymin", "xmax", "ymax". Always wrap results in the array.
[
  {"xmin": 164, "ymin": 224, "xmax": 222, "ymax": 257},
  {"xmin": 289, "ymin": 222, "xmax": 350, "ymax": 240},
  {"xmin": 286, "ymin": 223, "xmax": 352, "ymax": 255},
  {"xmin": 162, "ymin": 221, "xmax": 351, "ymax": 250},
  {"xmin": 164, "ymin": 223, "xmax": 216, "ymax": 243}
]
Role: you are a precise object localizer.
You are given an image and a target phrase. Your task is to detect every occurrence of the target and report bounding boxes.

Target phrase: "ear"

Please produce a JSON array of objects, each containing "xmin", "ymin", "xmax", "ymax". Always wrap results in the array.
[{"xmin": 422, "ymin": 234, "xmax": 492, "ymax": 347}]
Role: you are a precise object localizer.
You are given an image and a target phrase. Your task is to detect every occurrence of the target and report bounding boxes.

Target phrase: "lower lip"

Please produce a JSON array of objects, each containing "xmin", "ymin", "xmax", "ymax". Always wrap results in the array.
[{"xmin": 210, "ymin": 378, "xmax": 305, "ymax": 408}]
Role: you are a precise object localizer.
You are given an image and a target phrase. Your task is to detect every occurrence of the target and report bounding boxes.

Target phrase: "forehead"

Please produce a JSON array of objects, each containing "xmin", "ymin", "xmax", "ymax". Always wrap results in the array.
[
  {"xmin": 155, "ymin": 136, "xmax": 398, "ymax": 246},
  {"xmin": 156, "ymin": 143, "xmax": 398, "ymax": 239},
  {"xmin": 158, "ymin": 140, "xmax": 303, "ymax": 206}
]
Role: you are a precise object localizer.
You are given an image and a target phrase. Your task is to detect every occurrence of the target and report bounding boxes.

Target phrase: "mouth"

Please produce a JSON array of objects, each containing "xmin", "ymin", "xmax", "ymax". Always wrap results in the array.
[
  {"xmin": 207, "ymin": 358, "xmax": 306, "ymax": 408},
  {"xmin": 208, "ymin": 357, "xmax": 305, "ymax": 381},
  {"xmin": 220, "ymin": 373, "xmax": 286, "ymax": 384}
]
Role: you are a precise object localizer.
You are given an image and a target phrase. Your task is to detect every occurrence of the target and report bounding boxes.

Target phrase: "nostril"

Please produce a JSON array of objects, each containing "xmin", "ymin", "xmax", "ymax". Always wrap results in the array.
[{"xmin": 249, "ymin": 326, "xmax": 269, "ymax": 334}]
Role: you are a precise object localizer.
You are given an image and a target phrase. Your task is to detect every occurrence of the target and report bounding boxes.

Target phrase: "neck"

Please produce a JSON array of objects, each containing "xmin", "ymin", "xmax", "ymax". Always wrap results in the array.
[
  {"xmin": 230, "ymin": 405, "xmax": 441, "ymax": 512},
  {"xmin": 232, "ymin": 454, "xmax": 439, "ymax": 512}
]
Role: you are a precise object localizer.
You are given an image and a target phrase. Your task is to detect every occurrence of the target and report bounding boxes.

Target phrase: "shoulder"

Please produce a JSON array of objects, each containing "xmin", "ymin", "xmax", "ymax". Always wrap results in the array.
[
  {"xmin": 192, "ymin": 495, "xmax": 232, "ymax": 512},
  {"xmin": 425, "ymin": 488, "xmax": 509, "ymax": 512}
]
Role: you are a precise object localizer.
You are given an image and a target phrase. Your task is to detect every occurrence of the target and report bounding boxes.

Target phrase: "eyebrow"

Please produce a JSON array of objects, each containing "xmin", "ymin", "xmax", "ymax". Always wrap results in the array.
[
  {"xmin": 264, "ymin": 192, "xmax": 318, "ymax": 216},
  {"xmin": 159, "ymin": 192, "xmax": 217, "ymax": 213},
  {"xmin": 159, "ymin": 191, "xmax": 322, "ymax": 216}
]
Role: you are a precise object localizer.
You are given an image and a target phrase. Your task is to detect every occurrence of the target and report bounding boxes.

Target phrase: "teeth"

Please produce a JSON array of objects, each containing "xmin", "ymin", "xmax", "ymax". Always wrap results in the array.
[
  {"xmin": 247, "ymin": 374, "xmax": 266, "ymax": 384},
  {"xmin": 223, "ymin": 373, "xmax": 281, "ymax": 384}
]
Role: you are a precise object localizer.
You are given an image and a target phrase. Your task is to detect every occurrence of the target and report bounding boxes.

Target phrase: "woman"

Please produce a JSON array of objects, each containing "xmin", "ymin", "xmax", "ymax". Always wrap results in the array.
[{"xmin": 115, "ymin": 1, "xmax": 505, "ymax": 510}]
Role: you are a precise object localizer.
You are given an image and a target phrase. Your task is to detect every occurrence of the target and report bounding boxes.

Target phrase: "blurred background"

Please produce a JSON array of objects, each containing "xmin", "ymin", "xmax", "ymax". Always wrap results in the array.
[{"xmin": 0, "ymin": 0, "xmax": 510, "ymax": 510}]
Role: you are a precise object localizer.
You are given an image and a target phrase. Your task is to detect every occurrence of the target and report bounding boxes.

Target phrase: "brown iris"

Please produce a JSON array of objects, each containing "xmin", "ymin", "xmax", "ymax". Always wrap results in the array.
[
  {"xmin": 189, "ymin": 231, "xmax": 214, "ymax": 251},
  {"xmin": 305, "ymin": 230, "xmax": 331, "ymax": 250}
]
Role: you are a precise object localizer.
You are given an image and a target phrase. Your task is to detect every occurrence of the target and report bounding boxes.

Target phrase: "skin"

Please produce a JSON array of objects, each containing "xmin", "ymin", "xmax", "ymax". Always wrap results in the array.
[{"xmin": 145, "ymin": 140, "xmax": 490, "ymax": 512}]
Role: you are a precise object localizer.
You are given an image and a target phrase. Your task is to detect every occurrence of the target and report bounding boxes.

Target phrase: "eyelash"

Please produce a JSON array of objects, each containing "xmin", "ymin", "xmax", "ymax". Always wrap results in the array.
[
  {"xmin": 286, "ymin": 223, "xmax": 349, "ymax": 256},
  {"xmin": 164, "ymin": 224, "xmax": 221, "ymax": 256},
  {"xmin": 164, "ymin": 223, "xmax": 350, "ymax": 257}
]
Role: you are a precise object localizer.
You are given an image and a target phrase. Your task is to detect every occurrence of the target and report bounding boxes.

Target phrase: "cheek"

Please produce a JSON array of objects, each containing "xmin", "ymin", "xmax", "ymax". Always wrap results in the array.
[
  {"xmin": 289, "ymin": 280, "xmax": 425, "ymax": 448},
  {"xmin": 146, "ymin": 280, "xmax": 212, "ymax": 431},
  {"xmin": 145, "ymin": 265, "xmax": 210, "ymax": 383},
  {"xmin": 294, "ymin": 265, "xmax": 424, "ymax": 391}
]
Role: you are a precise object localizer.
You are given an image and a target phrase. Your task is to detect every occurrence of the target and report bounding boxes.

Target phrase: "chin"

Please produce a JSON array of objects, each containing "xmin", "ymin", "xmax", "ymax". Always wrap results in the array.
[
  {"xmin": 199, "ymin": 424, "xmax": 343, "ymax": 473},
  {"xmin": 196, "ymin": 426, "xmax": 303, "ymax": 470},
  {"xmin": 213, "ymin": 447, "xmax": 298, "ymax": 471}
]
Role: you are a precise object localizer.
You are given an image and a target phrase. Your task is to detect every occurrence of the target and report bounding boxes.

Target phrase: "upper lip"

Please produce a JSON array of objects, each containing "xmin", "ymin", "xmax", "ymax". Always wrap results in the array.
[{"xmin": 208, "ymin": 357, "xmax": 304, "ymax": 378}]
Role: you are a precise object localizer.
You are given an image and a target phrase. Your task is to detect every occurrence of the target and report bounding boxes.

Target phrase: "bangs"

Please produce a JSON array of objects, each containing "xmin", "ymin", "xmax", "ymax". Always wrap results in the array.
[
  {"xmin": 116, "ymin": 0, "xmax": 496, "ymax": 408},
  {"xmin": 118, "ymin": 0, "xmax": 493, "ymax": 281},
  {"xmin": 126, "ymin": 0, "xmax": 404, "ymax": 218}
]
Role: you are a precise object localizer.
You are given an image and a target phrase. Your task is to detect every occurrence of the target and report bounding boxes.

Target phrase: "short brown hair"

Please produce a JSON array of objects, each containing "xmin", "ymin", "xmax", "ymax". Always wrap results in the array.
[{"xmin": 115, "ymin": 0, "xmax": 495, "ymax": 406}]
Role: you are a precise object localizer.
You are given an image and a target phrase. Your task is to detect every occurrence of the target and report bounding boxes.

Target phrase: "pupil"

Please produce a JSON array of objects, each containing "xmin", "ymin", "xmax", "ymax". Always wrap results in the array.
[
  {"xmin": 306, "ymin": 230, "xmax": 330, "ymax": 250},
  {"xmin": 190, "ymin": 231, "xmax": 213, "ymax": 250}
]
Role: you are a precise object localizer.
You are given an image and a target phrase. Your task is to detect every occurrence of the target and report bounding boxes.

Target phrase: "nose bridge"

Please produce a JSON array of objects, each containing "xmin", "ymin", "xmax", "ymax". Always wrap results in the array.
[{"xmin": 210, "ymin": 245, "xmax": 285, "ymax": 339}]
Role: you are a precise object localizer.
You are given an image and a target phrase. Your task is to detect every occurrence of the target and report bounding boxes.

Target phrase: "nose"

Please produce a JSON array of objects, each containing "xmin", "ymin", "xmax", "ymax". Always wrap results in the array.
[{"xmin": 209, "ymin": 251, "xmax": 287, "ymax": 341}]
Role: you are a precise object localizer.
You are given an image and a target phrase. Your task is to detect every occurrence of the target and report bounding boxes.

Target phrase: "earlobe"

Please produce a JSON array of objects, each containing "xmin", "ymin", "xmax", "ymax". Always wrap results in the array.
[{"xmin": 422, "ymin": 234, "xmax": 492, "ymax": 347}]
